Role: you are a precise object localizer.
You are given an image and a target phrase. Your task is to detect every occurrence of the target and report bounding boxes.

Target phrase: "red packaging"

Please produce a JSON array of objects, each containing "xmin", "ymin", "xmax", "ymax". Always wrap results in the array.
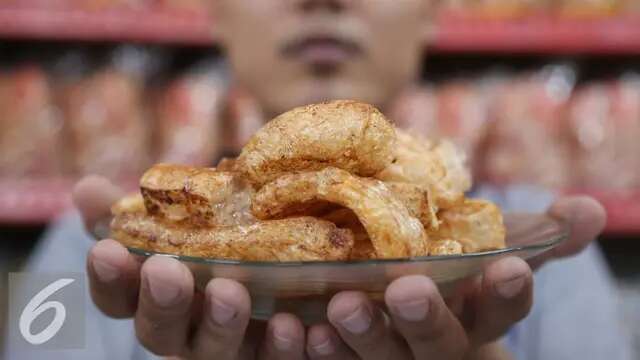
[
  {"xmin": 224, "ymin": 87, "xmax": 265, "ymax": 153},
  {"xmin": 435, "ymin": 79, "xmax": 490, "ymax": 167},
  {"xmin": 609, "ymin": 76, "xmax": 640, "ymax": 189},
  {"xmin": 154, "ymin": 0, "xmax": 205, "ymax": 13},
  {"xmin": 389, "ymin": 85, "xmax": 438, "ymax": 138},
  {"xmin": 568, "ymin": 77, "xmax": 640, "ymax": 189},
  {"xmin": 439, "ymin": 0, "xmax": 547, "ymax": 18},
  {"xmin": 480, "ymin": 68, "xmax": 573, "ymax": 188},
  {"xmin": 60, "ymin": 67, "xmax": 150, "ymax": 180},
  {"xmin": 0, "ymin": 64, "xmax": 64, "ymax": 177},
  {"xmin": 554, "ymin": 0, "xmax": 620, "ymax": 18},
  {"xmin": 154, "ymin": 63, "xmax": 226, "ymax": 165}
]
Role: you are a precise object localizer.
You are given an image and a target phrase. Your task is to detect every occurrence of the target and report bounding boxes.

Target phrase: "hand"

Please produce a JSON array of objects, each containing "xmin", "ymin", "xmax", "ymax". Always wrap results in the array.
[
  {"xmin": 300, "ymin": 195, "xmax": 606, "ymax": 359},
  {"xmin": 75, "ymin": 176, "xmax": 308, "ymax": 359},
  {"xmin": 76, "ymin": 174, "xmax": 605, "ymax": 359}
]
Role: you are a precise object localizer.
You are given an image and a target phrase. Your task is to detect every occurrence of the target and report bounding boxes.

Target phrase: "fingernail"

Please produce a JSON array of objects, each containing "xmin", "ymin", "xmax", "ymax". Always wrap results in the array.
[
  {"xmin": 92, "ymin": 259, "xmax": 119, "ymax": 282},
  {"xmin": 394, "ymin": 299, "xmax": 429, "ymax": 322},
  {"xmin": 495, "ymin": 276, "xmax": 526, "ymax": 299},
  {"xmin": 273, "ymin": 332, "xmax": 293, "ymax": 351},
  {"xmin": 340, "ymin": 306, "xmax": 372, "ymax": 334},
  {"xmin": 210, "ymin": 298, "xmax": 236, "ymax": 325},
  {"xmin": 147, "ymin": 275, "xmax": 182, "ymax": 307},
  {"xmin": 312, "ymin": 338, "xmax": 334, "ymax": 356}
]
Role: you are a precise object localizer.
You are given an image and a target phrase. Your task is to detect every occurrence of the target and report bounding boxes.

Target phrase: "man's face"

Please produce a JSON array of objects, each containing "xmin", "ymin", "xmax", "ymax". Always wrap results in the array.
[{"xmin": 214, "ymin": 0, "xmax": 432, "ymax": 116}]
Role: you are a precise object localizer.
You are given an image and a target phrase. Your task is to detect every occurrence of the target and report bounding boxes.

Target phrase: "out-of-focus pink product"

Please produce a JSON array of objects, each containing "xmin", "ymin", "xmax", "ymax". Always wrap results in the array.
[
  {"xmin": 569, "ymin": 77, "xmax": 640, "ymax": 189},
  {"xmin": 223, "ymin": 87, "xmax": 265, "ymax": 154},
  {"xmin": 0, "ymin": 65, "xmax": 64, "ymax": 177},
  {"xmin": 436, "ymin": 80, "xmax": 490, "ymax": 167},
  {"xmin": 61, "ymin": 67, "xmax": 150, "ymax": 180},
  {"xmin": 390, "ymin": 85, "xmax": 438, "ymax": 137},
  {"xmin": 481, "ymin": 68, "xmax": 573, "ymax": 189},
  {"xmin": 155, "ymin": 65, "xmax": 226, "ymax": 166}
]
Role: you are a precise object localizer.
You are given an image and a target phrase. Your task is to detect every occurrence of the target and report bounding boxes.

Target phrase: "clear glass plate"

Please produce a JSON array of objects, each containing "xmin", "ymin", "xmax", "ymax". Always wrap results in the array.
[{"xmin": 124, "ymin": 213, "xmax": 568, "ymax": 324}]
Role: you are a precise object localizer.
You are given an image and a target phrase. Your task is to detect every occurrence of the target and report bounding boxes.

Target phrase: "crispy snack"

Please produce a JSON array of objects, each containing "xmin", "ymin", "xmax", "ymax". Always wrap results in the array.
[
  {"xmin": 252, "ymin": 167, "xmax": 428, "ymax": 258},
  {"xmin": 140, "ymin": 163, "xmax": 255, "ymax": 227},
  {"xmin": 109, "ymin": 101, "xmax": 505, "ymax": 262},
  {"xmin": 376, "ymin": 129, "xmax": 471, "ymax": 209},
  {"xmin": 322, "ymin": 208, "xmax": 375, "ymax": 260},
  {"xmin": 429, "ymin": 199, "xmax": 506, "ymax": 253},
  {"xmin": 111, "ymin": 212, "xmax": 354, "ymax": 261},
  {"xmin": 236, "ymin": 100, "xmax": 396, "ymax": 188},
  {"xmin": 216, "ymin": 157, "xmax": 237, "ymax": 172},
  {"xmin": 111, "ymin": 193, "xmax": 146, "ymax": 215},
  {"xmin": 428, "ymin": 240, "xmax": 463, "ymax": 256},
  {"xmin": 384, "ymin": 181, "xmax": 438, "ymax": 230}
]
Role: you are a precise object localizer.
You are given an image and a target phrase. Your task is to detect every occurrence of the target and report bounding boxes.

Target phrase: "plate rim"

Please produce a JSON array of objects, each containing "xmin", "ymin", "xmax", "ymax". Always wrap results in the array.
[{"xmin": 126, "ymin": 213, "xmax": 570, "ymax": 268}]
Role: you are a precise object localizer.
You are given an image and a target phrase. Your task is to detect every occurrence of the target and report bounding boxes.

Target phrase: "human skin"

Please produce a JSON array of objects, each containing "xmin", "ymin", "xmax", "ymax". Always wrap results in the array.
[
  {"xmin": 79, "ymin": 0, "xmax": 607, "ymax": 358},
  {"xmin": 78, "ymin": 171, "xmax": 605, "ymax": 360},
  {"xmin": 213, "ymin": 0, "xmax": 432, "ymax": 118}
]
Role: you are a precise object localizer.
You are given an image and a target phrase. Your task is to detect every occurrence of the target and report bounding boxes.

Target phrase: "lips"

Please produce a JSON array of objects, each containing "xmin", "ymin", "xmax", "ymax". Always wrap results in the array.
[{"xmin": 282, "ymin": 36, "xmax": 362, "ymax": 66}]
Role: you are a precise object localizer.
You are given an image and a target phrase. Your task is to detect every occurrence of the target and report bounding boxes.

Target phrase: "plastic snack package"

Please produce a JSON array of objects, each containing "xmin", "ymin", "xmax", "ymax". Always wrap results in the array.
[
  {"xmin": 57, "ymin": 47, "xmax": 151, "ymax": 181},
  {"xmin": 0, "ymin": 64, "xmax": 64, "ymax": 177},
  {"xmin": 222, "ymin": 86, "xmax": 266, "ymax": 157},
  {"xmin": 154, "ymin": 59, "xmax": 228, "ymax": 166},
  {"xmin": 554, "ymin": 0, "xmax": 621, "ymax": 18},
  {"xmin": 568, "ymin": 74, "xmax": 640, "ymax": 189},
  {"xmin": 480, "ymin": 65, "xmax": 576, "ymax": 188},
  {"xmin": 435, "ymin": 78, "xmax": 491, "ymax": 168},
  {"xmin": 390, "ymin": 85, "xmax": 438, "ymax": 138}
]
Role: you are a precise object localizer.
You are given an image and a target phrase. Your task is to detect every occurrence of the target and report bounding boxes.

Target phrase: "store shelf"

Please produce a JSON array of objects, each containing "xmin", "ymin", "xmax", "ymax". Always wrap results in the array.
[
  {"xmin": 1, "ymin": 178, "xmax": 638, "ymax": 235},
  {"xmin": 0, "ymin": 178, "xmax": 74, "ymax": 224},
  {"xmin": 432, "ymin": 13, "xmax": 640, "ymax": 54},
  {"xmin": 3, "ymin": 7, "xmax": 640, "ymax": 54},
  {"xmin": 0, "ymin": 7, "xmax": 213, "ymax": 45}
]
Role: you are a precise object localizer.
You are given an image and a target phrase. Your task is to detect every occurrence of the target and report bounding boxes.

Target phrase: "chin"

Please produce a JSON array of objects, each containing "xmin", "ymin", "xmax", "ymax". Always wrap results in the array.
[{"xmin": 262, "ymin": 78, "xmax": 388, "ymax": 117}]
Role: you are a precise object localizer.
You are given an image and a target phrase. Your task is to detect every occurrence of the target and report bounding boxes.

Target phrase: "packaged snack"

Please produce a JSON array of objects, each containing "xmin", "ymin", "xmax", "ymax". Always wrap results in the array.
[
  {"xmin": 568, "ymin": 75, "xmax": 640, "ymax": 189},
  {"xmin": 222, "ymin": 87, "xmax": 265, "ymax": 156},
  {"xmin": 0, "ymin": 64, "xmax": 63, "ymax": 177},
  {"xmin": 554, "ymin": 0, "xmax": 620, "ymax": 18},
  {"xmin": 59, "ymin": 47, "xmax": 150, "ymax": 180},
  {"xmin": 390, "ymin": 85, "xmax": 438, "ymax": 138},
  {"xmin": 480, "ymin": 65, "xmax": 576, "ymax": 188},
  {"xmin": 154, "ymin": 60, "xmax": 227, "ymax": 165},
  {"xmin": 435, "ymin": 79, "xmax": 490, "ymax": 167}
]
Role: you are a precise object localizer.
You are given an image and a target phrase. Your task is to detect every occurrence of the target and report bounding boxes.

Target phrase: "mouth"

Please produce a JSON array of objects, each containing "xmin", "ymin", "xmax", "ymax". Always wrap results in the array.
[{"xmin": 281, "ymin": 35, "xmax": 363, "ymax": 67}]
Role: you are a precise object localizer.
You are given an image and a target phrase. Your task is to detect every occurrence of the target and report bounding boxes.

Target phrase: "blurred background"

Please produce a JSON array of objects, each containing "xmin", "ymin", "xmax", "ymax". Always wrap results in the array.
[{"xmin": 0, "ymin": 0, "xmax": 639, "ymax": 354}]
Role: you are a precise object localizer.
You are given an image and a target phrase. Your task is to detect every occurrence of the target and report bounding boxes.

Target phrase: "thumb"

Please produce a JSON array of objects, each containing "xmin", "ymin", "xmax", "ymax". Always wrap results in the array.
[
  {"xmin": 72, "ymin": 175, "xmax": 124, "ymax": 234},
  {"xmin": 530, "ymin": 195, "xmax": 606, "ymax": 270}
]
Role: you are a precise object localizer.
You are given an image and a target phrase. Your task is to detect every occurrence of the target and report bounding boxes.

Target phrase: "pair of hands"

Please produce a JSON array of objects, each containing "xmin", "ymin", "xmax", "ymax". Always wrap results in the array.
[{"xmin": 76, "ymin": 176, "xmax": 606, "ymax": 360}]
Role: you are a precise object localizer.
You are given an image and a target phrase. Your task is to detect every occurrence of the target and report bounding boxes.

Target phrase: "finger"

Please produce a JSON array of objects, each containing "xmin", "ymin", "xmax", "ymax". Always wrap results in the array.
[
  {"xmin": 87, "ymin": 239, "xmax": 141, "ymax": 318},
  {"xmin": 73, "ymin": 175, "xmax": 124, "ymax": 232},
  {"xmin": 259, "ymin": 313, "xmax": 306, "ymax": 360},
  {"xmin": 135, "ymin": 255, "xmax": 194, "ymax": 356},
  {"xmin": 190, "ymin": 278, "xmax": 252, "ymax": 360},
  {"xmin": 533, "ymin": 196, "xmax": 606, "ymax": 268},
  {"xmin": 307, "ymin": 323, "xmax": 358, "ymax": 359},
  {"xmin": 470, "ymin": 257, "xmax": 533, "ymax": 345},
  {"xmin": 385, "ymin": 275, "xmax": 468, "ymax": 360},
  {"xmin": 327, "ymin": 291, "xmax": 411, "ymax": 360},
  {"xmin": 548, "ymin": 196, "xmax": 606, "ymax": 257}
]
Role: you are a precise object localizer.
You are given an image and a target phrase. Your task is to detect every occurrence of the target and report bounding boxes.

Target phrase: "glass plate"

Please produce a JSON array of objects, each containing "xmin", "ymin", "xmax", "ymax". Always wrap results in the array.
[{"xmin": 125, "ymin": 213, "xmax": 568, "ymax": 324}]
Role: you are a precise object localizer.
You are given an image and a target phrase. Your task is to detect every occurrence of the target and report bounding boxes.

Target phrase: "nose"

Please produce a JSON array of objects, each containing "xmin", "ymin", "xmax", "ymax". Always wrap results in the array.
[{"xmin": 296, "ymin": 0, "xmax": 355, "ymax": 13}]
